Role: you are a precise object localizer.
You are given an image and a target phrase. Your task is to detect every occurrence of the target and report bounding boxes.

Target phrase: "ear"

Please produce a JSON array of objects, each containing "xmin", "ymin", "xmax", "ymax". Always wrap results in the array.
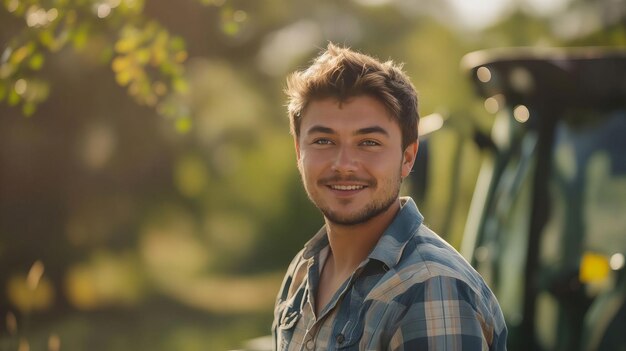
[{"xmin": 401, "ymin": 140, "xmax": 419, "ymax": 178}]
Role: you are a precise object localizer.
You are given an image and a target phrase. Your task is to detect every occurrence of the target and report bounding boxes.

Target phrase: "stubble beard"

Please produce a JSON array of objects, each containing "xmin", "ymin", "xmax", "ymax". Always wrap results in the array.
[{"xmin": 305, "ymin": 171, "xmax": 403, "ymax": 226}]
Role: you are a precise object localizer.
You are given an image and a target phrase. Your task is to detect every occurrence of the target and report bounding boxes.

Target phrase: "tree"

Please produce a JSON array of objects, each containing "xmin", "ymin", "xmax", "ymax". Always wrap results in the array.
[{"xmin": 0, "ymin": 0, "xmax": 208, "ymax": 122}]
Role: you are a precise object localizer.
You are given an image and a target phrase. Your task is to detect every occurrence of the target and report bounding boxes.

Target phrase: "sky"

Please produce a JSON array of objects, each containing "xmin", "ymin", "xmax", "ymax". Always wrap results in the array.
[{"xmin": 445, "ymin": 0, "xmax": 571, "ymax": 29}]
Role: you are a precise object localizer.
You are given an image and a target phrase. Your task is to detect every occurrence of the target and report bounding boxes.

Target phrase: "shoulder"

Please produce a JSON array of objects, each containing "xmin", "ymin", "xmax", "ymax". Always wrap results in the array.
[
  {"xmin": 377, "ymin": 225, "xmax": 507, "ymax": 350},
  {"xmin": 396, "ymin": 224, "xmax": 491, "ymax": 299}
]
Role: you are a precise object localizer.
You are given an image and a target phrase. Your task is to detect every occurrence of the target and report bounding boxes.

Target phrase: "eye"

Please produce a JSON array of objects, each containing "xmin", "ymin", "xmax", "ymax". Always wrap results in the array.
[
  {"xmin": 312, "ymin": 138, "xmax": 333, "ymax": 145},
  {"xmin": 360, "ymin": 140, "xmax": 381, "ymax": 147}
]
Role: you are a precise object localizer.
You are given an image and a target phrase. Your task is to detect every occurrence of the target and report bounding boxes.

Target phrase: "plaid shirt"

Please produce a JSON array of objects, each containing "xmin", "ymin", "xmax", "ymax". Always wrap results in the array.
[{"xmin": 272, "ymin": 197, "xmax": 507, "ymax": 351}]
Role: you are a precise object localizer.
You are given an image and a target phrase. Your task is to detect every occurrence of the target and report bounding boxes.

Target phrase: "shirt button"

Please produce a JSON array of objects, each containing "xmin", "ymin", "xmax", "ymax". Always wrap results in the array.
[
  {"xmin": 336, "ymin": 333, "xmax": 345, "ymax": 344},
  {"xmin": 305, "ymin": 338, "xmax": 315, "ymax": 350}
]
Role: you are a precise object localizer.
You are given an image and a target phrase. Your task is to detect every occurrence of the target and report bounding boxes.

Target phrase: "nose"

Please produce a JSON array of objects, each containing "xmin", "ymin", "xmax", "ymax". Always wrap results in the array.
[{"xmin": 331, "ymin": 145, "xmax": 358, "ymax": 174}]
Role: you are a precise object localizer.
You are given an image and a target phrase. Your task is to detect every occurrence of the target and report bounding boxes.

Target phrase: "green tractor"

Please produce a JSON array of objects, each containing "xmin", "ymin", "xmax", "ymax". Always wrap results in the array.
[{"xmin": 459, "ymin": 48, "xmax": 626, "ymax": 351}]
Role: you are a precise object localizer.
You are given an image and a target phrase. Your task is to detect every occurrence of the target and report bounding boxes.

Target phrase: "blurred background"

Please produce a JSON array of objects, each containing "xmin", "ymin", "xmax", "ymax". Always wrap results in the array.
[{"xmin": 1, "ymin": 0, "xmax": 625, "ymax": 350}]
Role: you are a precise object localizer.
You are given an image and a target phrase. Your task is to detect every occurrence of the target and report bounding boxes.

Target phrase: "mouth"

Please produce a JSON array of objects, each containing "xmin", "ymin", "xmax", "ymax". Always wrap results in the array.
[
  {"xmin": 328, "ymin": 184, "xmax": 367, "ymax": 191},
  {"xmin": 318, "ymin": 177, "xmax": 374, "ymax": 196}
]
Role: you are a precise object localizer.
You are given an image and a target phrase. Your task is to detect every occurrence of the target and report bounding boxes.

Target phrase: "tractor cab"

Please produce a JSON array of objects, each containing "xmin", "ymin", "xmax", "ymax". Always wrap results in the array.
[{"xmin": 460, "ymin": 48, "xmax": 626, "ymax": 351}]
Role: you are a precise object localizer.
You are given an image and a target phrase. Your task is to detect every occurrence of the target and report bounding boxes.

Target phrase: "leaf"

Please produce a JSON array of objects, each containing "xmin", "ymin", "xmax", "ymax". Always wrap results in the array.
[
  {"xmin": 159, "ymin": 61, "xmax": 174, "ymax": 75},
  {"xmin": 115, "ymin": 70, "xmax": 133, "ymax": 86},
  {"xmin": 175, "ymin": 117, "xmax": 192, "ymax": 134},
  {"xmin": 72, "ymin": 23, "xmax": 90, "ymax": 50},
  {"xmin": 111, "ymin": 56, "xmax": 129, "ymax": 72},
  {"xmin": 172, "ymin": 78, "xmax": 188, "ymax": 93},
  {"xmin": 0, "ymin": 62, "xmax": 15, "ymax": 79},
  {"xmin": 29, "ymin": 53, "xmax": 45, "ymax": 70},
  {"xmin": 10, "ymin": 44, "xmax": 34, "ymax": 65},
  {"xmin": 115, "ymin": 35, "xmax": 139, "ymax": 53},
  {"xmin": 170, "ymin": 37, "xmax": 186, "ymax": 52},
  {"xmin": 150, "ymin": 44, "xmax": 166, "ymax": 66},
  {"xmin": 221, "ymin": 22, "xmax": 239, "ymax": 36},
  {"xmin": 8, "ymin": 89, "xmax": 20, "ymax": 106},
  {"xmin": 135, "ymin": 48, "xmax": 150, "ymax": 65},
  {"xmin": 39, "ymin": 30, "xmax": 55, "ymax": 48}
]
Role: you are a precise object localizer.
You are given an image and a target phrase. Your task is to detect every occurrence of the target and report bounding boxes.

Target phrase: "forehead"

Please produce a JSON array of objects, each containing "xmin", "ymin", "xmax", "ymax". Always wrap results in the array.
[{"xmin": 301, "ymin": 95, "xmax": 398, "ymax": 131}]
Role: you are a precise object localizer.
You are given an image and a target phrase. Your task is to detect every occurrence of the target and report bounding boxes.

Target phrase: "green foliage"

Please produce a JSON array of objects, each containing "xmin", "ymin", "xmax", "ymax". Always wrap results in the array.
[
  {"xmin": 111, "ymin": 21, "xmax": 188, "ymax": 107},
  {"xmin": 0, "ymin": 0, "xmax": 192, "ymax": 120}
]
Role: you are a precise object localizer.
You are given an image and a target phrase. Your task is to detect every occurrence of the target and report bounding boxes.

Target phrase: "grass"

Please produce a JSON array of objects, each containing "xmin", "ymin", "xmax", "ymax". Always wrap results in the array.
[{"xmin": 1, "ymin": 297, "xmax": 274, "ymax": 351}]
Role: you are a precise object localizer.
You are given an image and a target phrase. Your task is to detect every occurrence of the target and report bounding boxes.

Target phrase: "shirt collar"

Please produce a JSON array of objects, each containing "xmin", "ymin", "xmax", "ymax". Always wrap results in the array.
[
  {"xmin": 368, "ymin": 197, "xmax": 423, "ymax": 268},
  {"xmin": 302, "ymin": 225, "xmax": 329, "ymax": 260},
  {"xmin": 301, "ymin": 197, "xmax": 423, "ymax": 268}
]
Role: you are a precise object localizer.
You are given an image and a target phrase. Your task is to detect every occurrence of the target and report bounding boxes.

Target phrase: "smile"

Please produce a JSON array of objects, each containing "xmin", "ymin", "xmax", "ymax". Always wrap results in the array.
[{"xmin": 329, "ymin": 185, "xmax": 366, "ymax": 191}]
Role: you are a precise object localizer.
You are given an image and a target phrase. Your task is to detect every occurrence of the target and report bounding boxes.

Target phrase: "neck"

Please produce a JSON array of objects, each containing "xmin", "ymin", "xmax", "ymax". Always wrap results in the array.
[{"xmin": 324, "ymin": 198, "xmax": 401, "ymax": 273}]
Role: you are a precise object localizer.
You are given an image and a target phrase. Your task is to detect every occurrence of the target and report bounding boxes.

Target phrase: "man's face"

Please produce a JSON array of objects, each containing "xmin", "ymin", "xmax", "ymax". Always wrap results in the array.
[{"xmin": 295, "ymin": 95, "xmax": 417, "ymax": 226}]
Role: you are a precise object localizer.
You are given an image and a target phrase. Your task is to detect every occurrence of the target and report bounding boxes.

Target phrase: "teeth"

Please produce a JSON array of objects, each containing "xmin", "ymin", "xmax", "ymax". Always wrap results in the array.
[{"xmin": 331, "ymin": 185, "xmax": 365, "ymax": 191}]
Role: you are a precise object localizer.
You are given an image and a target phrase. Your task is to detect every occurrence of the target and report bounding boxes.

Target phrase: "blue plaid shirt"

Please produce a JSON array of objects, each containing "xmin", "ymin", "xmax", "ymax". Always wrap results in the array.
[{"xmin": 272, "ymin": 197, "xmax": 507, "ymax": 350}]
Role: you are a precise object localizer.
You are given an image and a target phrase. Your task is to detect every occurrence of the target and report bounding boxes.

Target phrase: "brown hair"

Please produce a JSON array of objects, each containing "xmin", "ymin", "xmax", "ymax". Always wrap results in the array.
[{"xmin": 285, "ymin": 43, "xmax": 419, "ymax": 150}]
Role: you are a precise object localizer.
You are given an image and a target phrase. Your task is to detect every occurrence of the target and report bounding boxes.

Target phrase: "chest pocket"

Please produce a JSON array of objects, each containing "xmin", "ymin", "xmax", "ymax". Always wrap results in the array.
[
  {"xmin": 333, "ymin": 276, "xmax": 384, "ymax": 350},
  {"xmin": 334, "ymin": 287, "xmax": 368, "ymax": 350},
  {"xmin": 332, "ymin": 318, "xmax": 365, "ymax": 350}
]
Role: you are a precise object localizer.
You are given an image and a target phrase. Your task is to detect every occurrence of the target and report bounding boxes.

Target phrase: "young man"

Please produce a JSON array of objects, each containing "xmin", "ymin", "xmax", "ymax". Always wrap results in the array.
[{"xmin": 273, "ymin": 44, "xmax": 507, "ymax": 351}]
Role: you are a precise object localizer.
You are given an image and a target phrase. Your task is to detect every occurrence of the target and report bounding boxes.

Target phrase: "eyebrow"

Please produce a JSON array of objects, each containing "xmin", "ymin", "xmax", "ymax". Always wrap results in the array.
[
  {"xmin": 306, "ymin": 125, "xmax": 335, "ymax": 135},
  {"xmin": 355, "ymin": 126, "xmax": 389, "ymax": 137},
  {"xmin": 305, "ymin": 125, "xmax": 390, "ymax": 137}
]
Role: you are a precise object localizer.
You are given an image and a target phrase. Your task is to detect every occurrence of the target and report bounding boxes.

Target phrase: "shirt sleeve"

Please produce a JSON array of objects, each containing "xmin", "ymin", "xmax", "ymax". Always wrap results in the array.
[{"xmin": 388, "ymin": 275, "xmax": 498, "ymax": 351}]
